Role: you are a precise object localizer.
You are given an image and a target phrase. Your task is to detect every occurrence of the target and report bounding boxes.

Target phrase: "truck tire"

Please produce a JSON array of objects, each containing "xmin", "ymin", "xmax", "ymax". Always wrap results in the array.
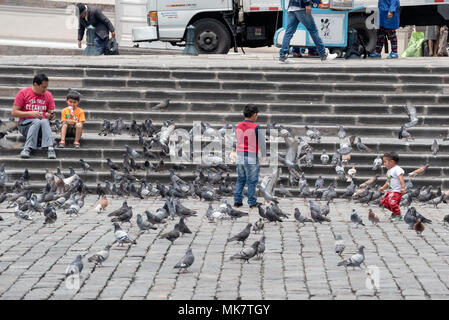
[
  {"xmin": 348, "ymin": 15, "xmax": 377, "ymax": 53},
  {"xmin": 192, "ymin": 18, "xmax": 231, "ymax": 54}
]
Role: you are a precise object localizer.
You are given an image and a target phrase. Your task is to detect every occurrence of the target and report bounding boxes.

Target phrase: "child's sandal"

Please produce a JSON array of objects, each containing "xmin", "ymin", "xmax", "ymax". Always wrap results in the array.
[
  {"xmin": 58, "ymin": 140, "xmax": 65, "ymax": 148},
  {"xmin": 73, "ymin": 141, "xmax": 80, "ymax": 148}
]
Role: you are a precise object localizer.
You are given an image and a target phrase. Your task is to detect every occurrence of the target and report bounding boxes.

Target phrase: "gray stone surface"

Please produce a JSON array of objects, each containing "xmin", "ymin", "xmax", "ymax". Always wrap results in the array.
[{"xmin": 1, "ymin": 196, "xmax": 448, "ymax": 300}]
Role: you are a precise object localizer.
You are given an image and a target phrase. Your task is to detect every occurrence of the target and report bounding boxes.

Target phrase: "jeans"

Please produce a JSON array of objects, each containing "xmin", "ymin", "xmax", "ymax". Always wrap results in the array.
[
  {"xmin": 234, "ymin": 156, "xmax": 259, "ymax": 206},
  {"xmin": 94, "ymin": 33, "xmax": 108, "ymax": 55},
  {"xmin": 18, "ymin": 118, "xmax": 54, "ymax": 150},
  {"xmin": 280, "ymin": 10, "xmax": 326, "ymax": 58}
]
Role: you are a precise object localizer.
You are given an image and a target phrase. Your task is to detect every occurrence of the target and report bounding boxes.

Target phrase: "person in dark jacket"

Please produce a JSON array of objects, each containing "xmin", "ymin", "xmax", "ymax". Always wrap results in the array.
[
  {"xmin": 77, "ymin": 3, "xmax": 115, "ymax": 55},
  {"xmin": 369, "ymin": 0, "xmax": 400, "ymax": 59}
]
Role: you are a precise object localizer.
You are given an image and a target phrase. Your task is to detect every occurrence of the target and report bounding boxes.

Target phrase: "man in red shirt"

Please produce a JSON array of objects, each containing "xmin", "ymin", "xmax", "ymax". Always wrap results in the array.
[
  {"xmin": 11, "ymin": 74, "xmax": 57, "ymax": 159},
  {"xmin": 234, "ymin": 104, "xmax": 266, "ymax": 208}
]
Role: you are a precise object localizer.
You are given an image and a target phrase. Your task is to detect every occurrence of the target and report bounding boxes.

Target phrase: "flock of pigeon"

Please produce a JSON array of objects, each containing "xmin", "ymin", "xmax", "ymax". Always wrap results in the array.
[{"xmin": 1, "ymin": 100, "xmax": 449, "ymax": 282}]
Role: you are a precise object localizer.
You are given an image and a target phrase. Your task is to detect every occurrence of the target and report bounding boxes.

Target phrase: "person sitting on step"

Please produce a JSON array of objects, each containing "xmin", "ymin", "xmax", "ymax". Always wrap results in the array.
[
  {"xmin": 11, "ymin": 73, "xmax": 57, "ymax": 159},
  {"xmin": 59, "ymin": 90, "xmax": 86, "ymax": 149}
]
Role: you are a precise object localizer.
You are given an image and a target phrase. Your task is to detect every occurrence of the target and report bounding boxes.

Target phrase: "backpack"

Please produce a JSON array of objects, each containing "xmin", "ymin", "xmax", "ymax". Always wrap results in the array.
[
  {"xmin": 344, "ymin": 28, "xmax": 367, "ymax": 59},
  {"xmin": 105, "ymin": 37, "xmax": 119, "ymax": 55}
]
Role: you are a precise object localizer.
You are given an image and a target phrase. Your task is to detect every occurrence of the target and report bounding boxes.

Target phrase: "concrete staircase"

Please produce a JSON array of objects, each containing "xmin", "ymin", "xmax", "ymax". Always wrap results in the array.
[{"xmin": 1, "ymin": 62, "xmax": 449, "ymax": 194}]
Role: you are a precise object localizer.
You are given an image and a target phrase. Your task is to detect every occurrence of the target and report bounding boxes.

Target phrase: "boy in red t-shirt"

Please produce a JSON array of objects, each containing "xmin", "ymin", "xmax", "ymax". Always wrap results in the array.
[
  {"xmin": 59, "ymin": 90, "xmax": 86, "ymax": 148},
  {"xmin": 11, "ymin": 74, "xmax": 57, "ymax": 159}
]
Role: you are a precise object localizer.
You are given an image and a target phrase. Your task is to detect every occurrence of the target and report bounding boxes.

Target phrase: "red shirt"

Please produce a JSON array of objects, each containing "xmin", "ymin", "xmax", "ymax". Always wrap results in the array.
[
  {"xmin": 236, "ymin": 120, "xmax": 260, "ymax": 154},
  {"xmin": 13, "ymin": 87, "xmax": 56, "ymax": 123}
]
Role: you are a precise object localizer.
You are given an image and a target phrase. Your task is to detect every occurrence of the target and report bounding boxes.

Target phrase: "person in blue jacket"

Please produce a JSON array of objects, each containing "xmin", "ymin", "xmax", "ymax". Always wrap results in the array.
[
  {"xmin": 279, "ymin": 0, "xmax": 337, "ymax": 62},
  {"xmin": 370, "ymin": 0, "xmax": 401, "ymax": 58}
]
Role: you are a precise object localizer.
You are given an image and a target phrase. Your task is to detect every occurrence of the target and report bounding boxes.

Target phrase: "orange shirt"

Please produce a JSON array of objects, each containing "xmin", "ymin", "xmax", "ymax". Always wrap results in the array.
[{"xmin": 61, "ymin": 106, "xmax": 85, "ymax": 123}]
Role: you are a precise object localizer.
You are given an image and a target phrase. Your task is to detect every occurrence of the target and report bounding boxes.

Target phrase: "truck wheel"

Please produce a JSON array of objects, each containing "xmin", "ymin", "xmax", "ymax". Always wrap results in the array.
[
  {"xmin": 192, "ymin": 18, "xmax": 231, "ymax": 54},
  {"xmin": 348, "ymin": 15, "xmax": 377, "ymax": 53}
]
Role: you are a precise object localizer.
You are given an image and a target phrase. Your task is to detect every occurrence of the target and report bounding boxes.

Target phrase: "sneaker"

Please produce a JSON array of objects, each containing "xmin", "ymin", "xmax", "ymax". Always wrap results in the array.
[
  {"xmin": 387, "ymin": 52, "xmax": 399, "ymax": 59},
  {"xmin": 20, "ymin": 148, "xmax": 31, "ymax": 159},
  {"xmin": 279, "ymin": 56, "xmax": 295, "ymax": 64},
  {"xmin": 47, "ymin": 147, "xmax": 56, "ymax": 159},
  {"xmin": 234, "ymin": 203, "xmax": 243, "ymax": 208},
  {"xmin": 369, "ymin": 51, "xmax": 382, "ymax": 58},
  {"xmin": 321, "ymin": 52, "xmax": 338, "ymax": 61},
  {"xmin": 249, "ymin": 202, "xmax": 262, "ymax": 209}
]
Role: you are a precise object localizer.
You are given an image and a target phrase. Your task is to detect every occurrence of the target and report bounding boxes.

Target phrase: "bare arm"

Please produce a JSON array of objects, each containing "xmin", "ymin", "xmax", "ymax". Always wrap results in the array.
[
  {"xmin": 398, "ymin": 173, "xmax": 406, "ymax": 194},
  {"xmin": 11, "ymin": 105, "xmax": 42, "ymax": 119},
  {"xmin": 378, "ymin": 181, "xmax": 388, "ymax": 192}
]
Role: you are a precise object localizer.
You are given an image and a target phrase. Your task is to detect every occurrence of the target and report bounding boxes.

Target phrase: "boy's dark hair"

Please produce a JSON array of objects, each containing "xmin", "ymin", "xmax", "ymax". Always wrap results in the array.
[
  {"xmin": 383, "ymin": 152, "xmax": 399, "ymax": 163},
  {"xmin": 66, "ymin": 89, "xmax": 81, "ymax": 101},
  {"xmin": 33, "ymin": 74, "xmax": 49, "ymax": 86},
  {"xmin": 77, "ymin": 3, "xmax": 87, "ymax": 15},
  {"xmin": 243, "ymin": 104, "xmax": 259, "ymax": 118}
]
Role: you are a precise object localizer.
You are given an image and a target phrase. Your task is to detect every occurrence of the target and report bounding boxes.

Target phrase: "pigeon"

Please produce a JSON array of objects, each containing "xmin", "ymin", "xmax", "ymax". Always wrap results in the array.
[
  {"xmin": 136, "ymin": 213, "xmax": 157, "ymax": 231},
  {"xmin": 368, "ymin": 209, "xmax": 380, "ymax": 225},
  {"xmin": 145, "ymin": 210, "xmax": 166, "ymax": 224},
  {"xmin": 351, "ymin": 209, "xmax": 365, "ymax": 227},
  {"xmin": 228, "ymin": 223, "xmax": 252, "ymax": 243},
  {"xmin": 88, "ymin": 245, "xmax": 111, "ymax": 267},
  {"xmin": 404, "ymin": 207, "xmax": 417, "ymax": 229},
  {"xmin": 111, "ymin": 207, "xmax": 133, "ymax": 225},
  {"xmin": 320, "ymin": 150, "xmax": 329, "ymax": 165},
  {"xmin": 256, "ymin": 236, "xmax": 265, "ymax": 259},
  {"xmin": 79, "ymin": 159, "xmax": 94, "ymax": 173},
  {"xmin": 230, "ymin": 240, "xmax": 259, "ymax": 263},
  {"xmin": 279, "ymin": 183, "xmax": 292, "ymax": 198},
  {"xmin": 372, "ymin": 155, "xmax": 383, "ymax": 171},
  {"xmin": 125, "ymin": 145, "xmax": 141, "ymax": 159},
  {"xmin": 359, "ymin": 174, "xmax": 379, "ymax": 188},
  {"xmin": 264, "ymin": 205, "xmax": 283, "ymax": 223},
  {"xmin": 309, "ymin": 201, "xmax": 330, "ymax": 223},
  {"xmin": 65, "ymin": 255, "xmax": 83, "ymax": 276},
  {"xmin": 294, "ymin": 208, "xmax": 312, "ymax": 225},
  {"xmin": 151, "ymin": 98, "xmax": 170, "ymax": 111},
  {"xmin": 443, "ymin": 214, "xmax": 449, "ymax": 227},
  {"xmin": 174, "ymin": 248, "xmax": 195, "ymax": 272},
  {"xmin": 403, "ymin": 102, "xmax": 419, "ymax": 129},
  {"xmin": 320, "ymin": 201, "xmax": 330, "ymax": 217},
  {"xmin": 113, "ymin": 222, "xmax": 137, "ymax": 246},
  {"xmin": 398, "ymin": 125, "xmax": 413, "ymax": 141},
  {"xmin": 355, "ymin": 137, "xmax": 371, "ymax": 152},
  {"xmin": 160, "ymin": 223, "xmax": 181, "ymax": 242},
  {"xmin": 337, "ymin": 125, "xmax": 346, "ymax": 140},
  {"xmin": 408, "ymin": 164, "xmax": 429, "ymax": 177},
  {"xmin": 226, "ymin": 204, "xmax": 249, "ymax": 220},
  {"xmin": 413, "ymin": 219, "xmax": 425, "ymax": 235},
  {"xmin": 257, "ymin": 184, "xmax": 279, "ymax": 204},
  {"xmin": 335, "ymin": 235, "xmax": 345, "ymax": 257},
  {"xmin": 347, "ymin": 165, "xmax": 356, "ymax": 182},
  {"xmin": 343, "ymin": 181, "xmax": 357, "ymax": 199},
  {"xmin": 253, "ymin": 218, "xmax": 264, "ymax": 233},
  {"xmin": 14, "ymin": 204, "xmax": 32, "ymax": 223},
  {"xmin": 95, "ymin": 195, "xmax": 109, "ymax": 213},
  {"xmin": 431, "ymin": 139, "xmax": 439, "ymax": 158},
  {"xmin": 411, "ymin": 207, "xmax": 432, "ymax": 224},
  {"xmin": 178, "ymin": 217, "xmax": 192, "ymax": 235},
  {"xmin": 337, "ymin": 245, "xmax": 365, "ymax": 270},
  {"xmin": 256, "ymin": 203, "xmax": 267, "ymax": 219},
  {"xmin": 43, "ymin": 203, "xmax": 57, "ymax": 226}
]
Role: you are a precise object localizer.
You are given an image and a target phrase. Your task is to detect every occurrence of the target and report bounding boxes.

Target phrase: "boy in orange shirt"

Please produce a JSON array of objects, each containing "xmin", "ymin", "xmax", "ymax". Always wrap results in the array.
[{"xmin": 59, "ymin": 90, "xmax": 86, "ymax": 148}]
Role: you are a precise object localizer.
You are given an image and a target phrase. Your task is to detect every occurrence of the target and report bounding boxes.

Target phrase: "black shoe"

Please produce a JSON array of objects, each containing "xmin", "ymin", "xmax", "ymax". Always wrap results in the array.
[
  {"xmin": 234, "ymin": 203, "xmax": 243, "ymax": 208},
  {"xmin": 249, "ymin": 202, "xmax": 262, "ymax": 209}
]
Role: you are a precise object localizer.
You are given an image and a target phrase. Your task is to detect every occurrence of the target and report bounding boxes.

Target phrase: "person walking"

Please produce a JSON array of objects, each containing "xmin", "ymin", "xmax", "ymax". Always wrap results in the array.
[
  {"xmin": 279, "ymin": 0, "xmax": 338, "ymax": 63},
  {"xmin": 77, "ymin": 3, "xmax": 115, "ymax": 55}
]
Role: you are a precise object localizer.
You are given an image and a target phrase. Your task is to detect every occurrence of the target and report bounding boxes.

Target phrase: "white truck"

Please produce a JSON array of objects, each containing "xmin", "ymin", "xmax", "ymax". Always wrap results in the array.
[{"xmin": 131, "ymin": 0, "xmax": 449, "ymax": 54}]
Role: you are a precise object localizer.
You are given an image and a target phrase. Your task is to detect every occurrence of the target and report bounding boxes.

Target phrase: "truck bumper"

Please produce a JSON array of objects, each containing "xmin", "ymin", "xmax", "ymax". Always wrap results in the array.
[{"xmin": 132, "ymin": 26, "xmax": 158, "ymax": 42}]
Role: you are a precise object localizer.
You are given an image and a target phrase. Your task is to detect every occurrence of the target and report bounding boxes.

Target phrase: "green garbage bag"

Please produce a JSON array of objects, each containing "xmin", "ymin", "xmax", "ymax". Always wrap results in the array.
[{"xmin": 401, "ymin": 31, "xmax": 425, "ymax": 57}]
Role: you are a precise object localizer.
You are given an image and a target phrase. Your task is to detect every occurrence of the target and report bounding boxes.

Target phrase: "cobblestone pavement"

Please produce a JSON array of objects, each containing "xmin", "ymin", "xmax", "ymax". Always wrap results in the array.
[{"xmin": 0, "ymin": 196, "xmax": 448, "ymax": 300}]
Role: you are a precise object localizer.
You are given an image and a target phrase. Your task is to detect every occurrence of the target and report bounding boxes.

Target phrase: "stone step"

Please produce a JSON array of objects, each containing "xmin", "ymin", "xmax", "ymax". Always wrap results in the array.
[
  {"xmin": 4, "ymin": 98, "xmax": 449, "ymax": 117},
  {"xmin": 1, "ymin": 74, "xmax": 448, "ymax": 93},
  {"xmin": 3, "ymin": 131, "xmax": 449, "ymax": 155},
  {"xmin": 3, "ymin": 169, "xmax": 448, "ymax": 189},
  {"xmin": 3, "ymin": 107, "xmax": 449, "ymax": 128},
  {"xmin": 2, "ymin": 85, "xmax": 449, "ymax": 105},
  {"xmin": 2, "ymin": 63, "xmax": 449, "ymax": 75},
  {"xmin": 4, "ymin": 65, "xmax": 449, "ymax": 83}
]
